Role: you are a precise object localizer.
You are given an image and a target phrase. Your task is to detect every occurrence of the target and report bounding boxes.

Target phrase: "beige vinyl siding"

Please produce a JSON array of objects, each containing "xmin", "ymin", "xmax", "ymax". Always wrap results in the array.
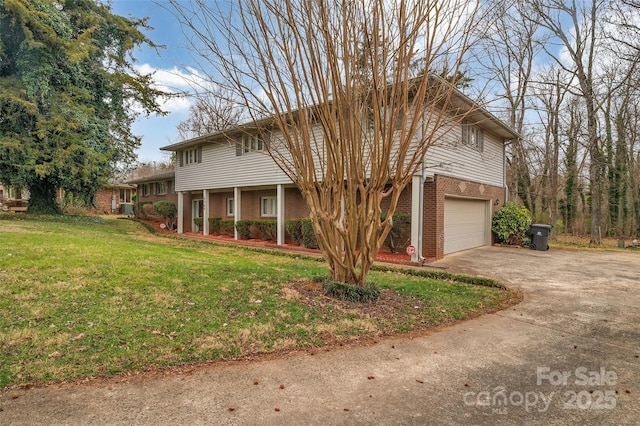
[
  {"xmin": 175, "ymin": 142, "xmax": 291, "ymax": 192},
  {"xmin": 423, "ymin": 126, "xmax": 504, "ymax": 187},
  {"xmin": 174, "ymin": 113, "xmax": 505, "ymax": 192}
]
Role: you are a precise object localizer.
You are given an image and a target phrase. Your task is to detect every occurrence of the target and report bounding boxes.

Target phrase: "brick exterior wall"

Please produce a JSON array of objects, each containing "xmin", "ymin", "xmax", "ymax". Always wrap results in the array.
[
  {"xmin": 136, "ymin": 180, "xmax": 178, "ymax": 208},
  {"xmin": 208, "ymin": 191, "xmax": 234, "ymax": 219},
  {"xmin": 183, "ymin": 192, "xmax": 193, "ymax": 232},
  {"xmin": 202, "ymin": 188, "xmax": 309, "ymax": 223},
  {"xmin": 178, "ymin": 176, "xmax": 503, "ymax": 260},
  {"xmin": 284, "ymin": 188, "xmax": 309, "ymax": 220},
  {"xmin": 94, "ymin": 188, "xmax": 119, "ymax": 214},
  {"xmin": 422, "ymin": 175, "xmax": 505, "ymax": 261},
  {"xmin": 191, "ymin": 187, "xmax": 308, "ymax": 240},
  {"xmin": 93, "ymin": 186, "xmax": 135, "ymax": 215}
]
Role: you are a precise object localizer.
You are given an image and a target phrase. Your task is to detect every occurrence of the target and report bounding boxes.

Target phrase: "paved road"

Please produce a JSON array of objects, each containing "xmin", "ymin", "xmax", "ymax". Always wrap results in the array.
[{"xmin": 1, "ymin": 247, "xmax": 638, "ymax": 425}]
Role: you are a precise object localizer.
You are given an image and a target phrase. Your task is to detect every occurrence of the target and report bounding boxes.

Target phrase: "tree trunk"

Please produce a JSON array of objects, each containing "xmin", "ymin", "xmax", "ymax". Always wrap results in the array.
[{"xmin": 28, "ymin": 178, "xmax": 61, "ymax": 214}]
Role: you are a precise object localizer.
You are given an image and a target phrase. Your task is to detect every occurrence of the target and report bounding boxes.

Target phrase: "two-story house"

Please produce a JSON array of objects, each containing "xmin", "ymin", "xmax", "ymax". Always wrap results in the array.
[{"xmin": 161, "ymin": 91, "xmax": 518, "ymax": 262}]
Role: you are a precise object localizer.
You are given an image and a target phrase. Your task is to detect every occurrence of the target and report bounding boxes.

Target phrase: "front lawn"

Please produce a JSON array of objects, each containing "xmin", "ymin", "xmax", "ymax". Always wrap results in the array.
[{"xmin": 0, "ymin": 215, "xmax": 518, "ymax": 389}]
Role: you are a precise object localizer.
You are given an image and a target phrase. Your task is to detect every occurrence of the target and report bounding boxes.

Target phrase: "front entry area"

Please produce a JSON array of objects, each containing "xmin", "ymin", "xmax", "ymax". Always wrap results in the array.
[{"xmin": 192, "ymin": 199, "xmax": 203, "ymax": 232}]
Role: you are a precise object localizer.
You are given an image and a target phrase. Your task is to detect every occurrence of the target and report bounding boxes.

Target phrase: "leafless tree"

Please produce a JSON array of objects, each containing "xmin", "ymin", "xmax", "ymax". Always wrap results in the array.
[
  {"xmin": 176, "ymin": 87, "xmax": 243, "ymax": 139},
  {"xmin": 607, "ymin": 0, "xmax": 640, "ymax": 61},
  {"xmin": 169, "ymin": 0, "xmax": 484, "ymax": 285},
  {"xmin": 529, "ymin": 0, "xmax": 605, "ymax": 245},
  {"xmin": 477, "ymin": 0, "xmax": 543, "ymax": 211}
]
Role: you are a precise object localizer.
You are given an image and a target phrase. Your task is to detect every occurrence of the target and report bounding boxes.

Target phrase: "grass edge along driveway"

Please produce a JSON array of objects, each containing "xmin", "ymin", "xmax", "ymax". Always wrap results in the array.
[{"xmin": 0, "ymin": 215, "xmax": 519, "ymax": 389}]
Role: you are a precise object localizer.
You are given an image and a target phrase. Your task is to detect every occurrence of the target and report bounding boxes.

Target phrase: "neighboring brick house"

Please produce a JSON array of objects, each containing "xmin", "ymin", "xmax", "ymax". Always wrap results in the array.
[
  {"xmin": 93, "ymin": 183, "xmax": 136, "ymax": 215},
  {"xmin": 160, "ymin": 87, "xmax": 518, "ymax": 262},
  {"xmin": 127, "ymin": 171, "xmax": 177, "ymax": 218}
]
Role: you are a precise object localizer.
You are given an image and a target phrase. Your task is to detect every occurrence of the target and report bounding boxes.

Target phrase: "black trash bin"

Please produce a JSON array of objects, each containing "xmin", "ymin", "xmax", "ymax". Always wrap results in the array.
[{"xmin": 529, "ymin": 224, "xmax": 552, "ymax": 251}]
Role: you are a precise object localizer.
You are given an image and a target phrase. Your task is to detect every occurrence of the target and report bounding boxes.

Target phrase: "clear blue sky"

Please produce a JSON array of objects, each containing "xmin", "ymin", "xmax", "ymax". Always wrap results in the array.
[{"xmin": 110, "ymin": 0, "xmax": 198, "ymax": 164}]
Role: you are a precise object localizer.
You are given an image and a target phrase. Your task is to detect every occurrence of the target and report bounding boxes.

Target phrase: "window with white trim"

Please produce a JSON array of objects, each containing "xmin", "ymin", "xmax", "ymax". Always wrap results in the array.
[
  {"xmin": 141, "ymin": 184, "xmax": 150, "ymax": 197},
  {"xmin": 119, "ymin": 189, "xmax": 132, "ymax": 203},
  {"xmin": 461, "ymin": 121, "xmax": 485, "ymax": 152},
  {"xmin": 260, "ymin": 196, "xmax": 277, "ymax": 217},
  {"xmin": 226, "ymin": 198, "xmax": 234, "ymax": 216},
  {"xmin": 186, "ymin": 148, "xmax": 196, "ymax": 164},
  {"xmin": 180, "ymin": 146, "xmax": 202, "ymax": 166},
  {"xmin": 366, "ymin": 106, "xmax": 405, "ymax": 131},
  {"xmin": 236, "ymin": 134, "xmax": 265, "ymax": 156}
]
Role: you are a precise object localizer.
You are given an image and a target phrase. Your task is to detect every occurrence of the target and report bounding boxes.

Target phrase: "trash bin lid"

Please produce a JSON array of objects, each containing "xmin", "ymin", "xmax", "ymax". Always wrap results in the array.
[{"xmin": 531, "ymin": 224, "xmax": 553, "ymax": 230}]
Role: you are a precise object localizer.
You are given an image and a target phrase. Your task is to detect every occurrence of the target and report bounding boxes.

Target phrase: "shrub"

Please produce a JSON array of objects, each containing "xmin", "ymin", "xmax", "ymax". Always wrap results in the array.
[
  {"xmin": 380, "ymin": 211, "xmax": 411, "ymax": 254},
  {"xmin": 301, "ymin": 218, "xmax": 318, "ymax": 248},
  {"xmin": 253, "ymin": 219, "xmax": 277, "ymax": 241},
  {"xmin": 319, "ymin": 278, "xmax": 381, "ymax": 302},
  {"xmin": 138, "ymin": 202, "xmax": 154, "ymax": 219},
  {"xmin": 286, "ymin": 218, "xmax": 304, "ymax": 245},
  {"xmin": 219, "ymin": 219, "xmax": 235, "ymax": 236},
  {"xmin": 492, "ymin": 202, "xmax": 531, "ymax": 245},
  {"xmin": 235, "ymin": 219, "xmax": 252, "ymax": 239},
  {"xmin": 209, "ymin": 217, "xmax": 222, "ymax": 234},
  {"xmin": 153, "ymin": 201, "xmax": 177, "ymax": 229},
  {"xmin": 193, "ymin": 217, "xmax": 203, "ymax": 227}
]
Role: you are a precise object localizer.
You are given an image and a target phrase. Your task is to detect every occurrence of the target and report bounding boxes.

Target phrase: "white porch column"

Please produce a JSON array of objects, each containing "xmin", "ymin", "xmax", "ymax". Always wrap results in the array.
[
  {"xmin": 203, "ymin": 190, "xmax": 210, "ymax": 236},
  {"xmin": 177, "ymin": 191, "xmax": 184, "ymax": 234},
  {"xmin": 277, "ymin": 184, "xmax": 285, "ymax": 245},
  {"xmin": 410, "ymin": 175, "xmax": 423, "ymax": 262},
  {"xmin": 233, "ymin": 187, "xmax": 242, "ymax": 240}
]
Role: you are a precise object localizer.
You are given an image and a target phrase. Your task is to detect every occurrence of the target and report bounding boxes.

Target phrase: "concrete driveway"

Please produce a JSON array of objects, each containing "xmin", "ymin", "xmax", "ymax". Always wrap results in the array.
[{"xmin": 1, "ymin": 247, "xmax": 638, "ymax": 425}]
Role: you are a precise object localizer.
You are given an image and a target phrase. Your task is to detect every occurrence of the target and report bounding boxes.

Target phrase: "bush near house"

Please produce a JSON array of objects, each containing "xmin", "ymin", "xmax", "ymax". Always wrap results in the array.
[
  {"xmin": 252, "ymin": 219, "xmax": 277, "ymax": 241},
  {"xmin": 286, "ymin": 218, "xmax": 304, "ymax": 244},
  {"xmin": 209, "ymin": 217, "xmax": 222, "ymax": 234},
  {"xmin": 138, "ymin": 202, "xmax": 155, "ymax": 220},
  {"xmin": 301, "ymin": 218, "xmax": 318, "ymax": 248},
  {"xmin": 492, "ymin": 202, "xmax": 532, "ymax": 245},
  {"xmin": 381, "ymin": 211, "xmax": 411, "ymax": 254},
  {"xmin": 235, "ymin": 219, "xmax": 252, "ymax": 239},
  {"xmin": 286, "ymin": 218, "xmax": 319, "ymax": 248},
  {"xmin": 234, "ymin": 219, "xmax": 278, "ymax": 240},
  {"xmin": 193, "ymin": 218, "xmax": 223, "ymax": 233},
  {"xmin": 219, "ymin": 219, "xmax": 235, "ymax": 236},
  {"xmin": 154, "ymin": 201, "xmax": 177, "ymax": 230}
]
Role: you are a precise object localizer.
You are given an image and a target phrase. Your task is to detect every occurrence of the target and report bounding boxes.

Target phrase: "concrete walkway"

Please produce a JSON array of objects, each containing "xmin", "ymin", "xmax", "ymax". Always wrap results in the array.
[{"xmin": 1, "ymin": 246, "xmax": 638, "ymax": 425}]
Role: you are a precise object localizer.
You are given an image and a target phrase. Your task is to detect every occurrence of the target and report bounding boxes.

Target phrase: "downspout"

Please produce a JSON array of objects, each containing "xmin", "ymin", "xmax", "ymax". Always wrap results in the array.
[{"xmin": 503, "ymin": 140, "xmax": 509, "ymax": 202}]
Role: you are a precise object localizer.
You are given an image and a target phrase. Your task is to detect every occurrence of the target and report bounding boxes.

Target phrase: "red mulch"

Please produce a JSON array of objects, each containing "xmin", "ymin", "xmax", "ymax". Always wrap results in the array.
[{"xmin": 142, "ymin": 220, "xmax": 414, "ymax": 265}]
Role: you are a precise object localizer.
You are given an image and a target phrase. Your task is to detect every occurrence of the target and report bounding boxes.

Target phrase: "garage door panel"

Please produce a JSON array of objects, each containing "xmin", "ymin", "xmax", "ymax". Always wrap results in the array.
[{"xmin": 444, "ymin": 198, "xmax": 488, "ymax": 254}]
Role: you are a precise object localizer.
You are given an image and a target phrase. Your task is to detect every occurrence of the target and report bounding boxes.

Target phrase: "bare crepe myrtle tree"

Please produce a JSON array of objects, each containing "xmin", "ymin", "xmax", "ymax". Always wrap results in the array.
[{"xmin": 169, "ymin": 0, "xmax": 484, "ymax": 285}]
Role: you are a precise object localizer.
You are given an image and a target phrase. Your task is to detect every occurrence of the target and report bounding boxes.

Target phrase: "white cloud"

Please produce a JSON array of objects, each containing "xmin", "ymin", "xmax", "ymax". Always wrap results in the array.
[{"xmin": 133, "ymin": 64, "xmax": 212, "ymax": 115}]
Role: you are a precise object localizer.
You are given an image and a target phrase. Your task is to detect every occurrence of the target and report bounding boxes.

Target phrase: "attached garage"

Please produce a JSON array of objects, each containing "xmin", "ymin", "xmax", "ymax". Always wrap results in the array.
[{"xmin": 444, "ymin": 197, "xmax": 490, "ymax": 254}]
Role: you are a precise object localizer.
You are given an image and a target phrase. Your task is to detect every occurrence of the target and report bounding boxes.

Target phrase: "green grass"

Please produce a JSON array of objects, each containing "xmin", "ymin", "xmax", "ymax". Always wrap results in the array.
[{"xmin": 0, "ymin": 215, "xmax": 516, "ymax": 389}]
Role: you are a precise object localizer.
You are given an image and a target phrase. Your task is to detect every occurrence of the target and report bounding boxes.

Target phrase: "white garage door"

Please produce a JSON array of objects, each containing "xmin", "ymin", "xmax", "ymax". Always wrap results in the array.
[{"xmin": 444, "ymin": 198, "xmax": 489, "ymax": 254}]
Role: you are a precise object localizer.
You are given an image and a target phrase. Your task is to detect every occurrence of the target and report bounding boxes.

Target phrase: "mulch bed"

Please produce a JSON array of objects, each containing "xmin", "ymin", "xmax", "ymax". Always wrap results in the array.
[
  {"xmin": 284, "ymin": 280, "xmax": 424, "ymax": 321},
  {"xmin": 141, "ymin": 219, "xmax": 413, "ymax": 265}
]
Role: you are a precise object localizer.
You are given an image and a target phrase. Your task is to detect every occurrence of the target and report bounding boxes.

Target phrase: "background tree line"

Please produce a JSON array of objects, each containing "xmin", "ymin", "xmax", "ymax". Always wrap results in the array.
[{"xmin": 477, "ymin": 0, "xmax": 640, "ymax": 242}]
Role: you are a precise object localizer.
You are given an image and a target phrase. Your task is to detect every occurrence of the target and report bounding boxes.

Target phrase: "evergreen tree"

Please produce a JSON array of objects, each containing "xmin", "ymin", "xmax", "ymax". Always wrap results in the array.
[{"xmin": 0, "ymin": 0, "xmax": 166, "ymax": 213}]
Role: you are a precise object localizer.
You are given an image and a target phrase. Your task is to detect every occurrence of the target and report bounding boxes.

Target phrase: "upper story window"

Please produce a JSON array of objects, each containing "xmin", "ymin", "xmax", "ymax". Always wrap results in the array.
[
  {"xmin": 461, "ymin": 121, "xmax": 485, "ymax": 152},
  {"xmin": 261, "ymin": 196, "xmax": 277, "ymax": 217},
  {"xmin": 367, "ymin": 106, "xmax": 405, "ymax": 131},
  {"xmin": 236, "ymin": 134, "xmax": 266, "ymax": 156},
  {"xmin": 179, "ymin": 146, "xmax": 202, "ymax": 166},
  {"xmin": 156, "ymin": 181, "xmax": 168, "ymax": 195}
]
